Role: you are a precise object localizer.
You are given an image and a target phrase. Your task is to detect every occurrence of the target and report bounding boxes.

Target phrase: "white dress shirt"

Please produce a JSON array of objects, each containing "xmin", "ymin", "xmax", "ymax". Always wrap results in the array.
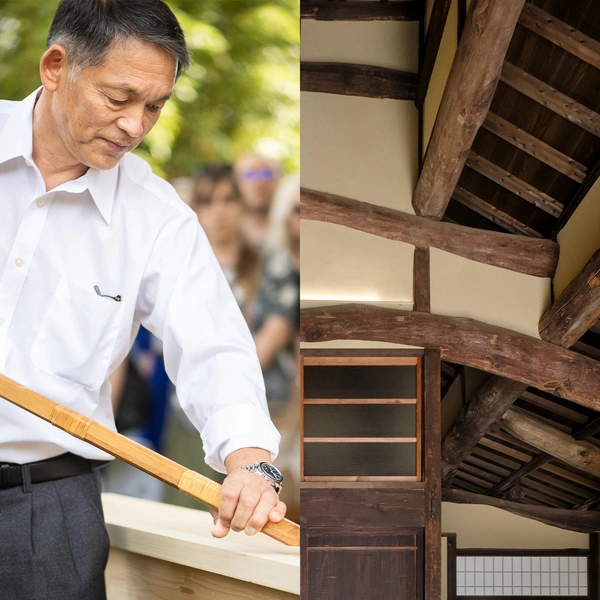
[{"xmin": 0, "ymin": 89, "xmax": 280, "ymax": 470}]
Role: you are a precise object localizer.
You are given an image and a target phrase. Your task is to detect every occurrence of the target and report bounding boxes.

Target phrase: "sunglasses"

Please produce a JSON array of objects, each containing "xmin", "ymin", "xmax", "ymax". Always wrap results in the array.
[{"xmin": 241, "ymin": 168, "xmax": 275, "ymax": 182}]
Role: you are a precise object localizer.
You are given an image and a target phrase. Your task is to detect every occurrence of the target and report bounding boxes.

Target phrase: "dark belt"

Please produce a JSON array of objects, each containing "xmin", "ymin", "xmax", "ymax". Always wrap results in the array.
[{"xmin": 0, "ymin": 452, "xmax": 109, "ymax": 490}]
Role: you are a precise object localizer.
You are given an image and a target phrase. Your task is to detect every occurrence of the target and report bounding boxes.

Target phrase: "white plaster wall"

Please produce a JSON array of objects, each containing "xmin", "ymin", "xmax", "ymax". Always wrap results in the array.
[
  {"xmin": 430, "ymin": 249, "xmax": 551, "ymax": 338},
  {"xmin": 301, "ymin": 20, "xmax": 419, "ymax": 72}
]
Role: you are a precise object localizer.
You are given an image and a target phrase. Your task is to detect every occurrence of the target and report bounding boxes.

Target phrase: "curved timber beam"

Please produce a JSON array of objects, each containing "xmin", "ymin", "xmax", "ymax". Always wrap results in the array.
[
  {"xmin": 301, "ymin": 189, "xmax": 558, "ymax": 278},
  {"xmin": 412, "ymin": 0, "xmax": 526, "ymax": 219},
  {"xmin": 300, "ymin": 304, "xmax": 600, "ymax": 411}
]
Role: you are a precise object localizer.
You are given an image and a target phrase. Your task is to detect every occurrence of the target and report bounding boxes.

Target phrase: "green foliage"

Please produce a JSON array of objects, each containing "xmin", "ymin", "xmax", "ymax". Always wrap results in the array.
[{"xmin": 0, "ymin": 0, "xmax": 299, "ymax": 178}]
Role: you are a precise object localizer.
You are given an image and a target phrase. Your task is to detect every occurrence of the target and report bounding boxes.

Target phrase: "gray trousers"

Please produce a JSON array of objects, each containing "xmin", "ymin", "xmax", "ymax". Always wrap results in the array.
[{"xmin": 0, "ymin": 469, "xmax": 109, "ymax": 599}]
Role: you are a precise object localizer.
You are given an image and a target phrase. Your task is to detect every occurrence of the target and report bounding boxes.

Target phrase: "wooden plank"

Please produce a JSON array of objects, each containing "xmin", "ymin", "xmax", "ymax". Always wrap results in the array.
[
  {"xmin": 301, "ymin": 304, "xmax": 600, "ymax": 411},
  {"xmin": 481, "ymin": 112, "xmax": 587, "ymax": 183},
  {"xmin": 413, "ymin": 247, "xmax": 431, "ymax": 312},
  {"xmin": 304, "ymin": 437, "xmax": 417, "ymax": 443},
  {"xmin": 301, "ymin": 188, "xmax": 559, "ymax": 278},
  {"xmin": 500, "ymin": 407, "xmax": 600, "ymax": 479},
  {"xmin": 303, "ymin": 398, "xmax": 417, "ymax": 404},
  {"xmin": 417, "ymin": 0, "xmax": 453, "ymax": 107},
  {"xmin": 424, "ymin": 349, "xmax": 442, "ymax": 600},
  {"xmin": 518, "ymin": 3, "xmax": 600, "ymax": 71},
  {"xmin": 442, "ymin": 488, "xmax": 600, "ymax": 533},
  {"xmin": 465, "ymin": 151, "xmax": 564, "ymax": 217},
  {"xmin": 300, "ymin": 1, "xmax": 422, "ymax": 21},
  {"xmin": 302, "ymin": 355, "xmax": 418, "ymax": 365},
  {"xmin": 500, "ymin": 61, "xmax": 600, "ymax": 138},
  {"xmin": 300, "ymin": 62, "xmax": 418, "ymax": 100},
  {"xmin": 540, "ymin": 249, "xmax": 600, "ymax": 347},
  {"xmin": 452, "ymin": 185, "xmax": 543, "ymax": 237},
  {"xmin": 413, "ymin": 0, "xmax": 526, "ymax": 219}
]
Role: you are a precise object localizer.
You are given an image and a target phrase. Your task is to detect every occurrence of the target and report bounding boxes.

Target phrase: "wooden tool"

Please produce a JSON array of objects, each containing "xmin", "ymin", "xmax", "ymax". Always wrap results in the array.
[{"xmin": 0, "ymin": 373, "xmax": 300, "ymax": 546}]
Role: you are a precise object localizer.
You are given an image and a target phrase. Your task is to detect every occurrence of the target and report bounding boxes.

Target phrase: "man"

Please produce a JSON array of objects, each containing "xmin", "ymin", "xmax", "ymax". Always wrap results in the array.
[
  {"xmin": 234, "ymin": 152, "xmax": 281, "ymax": 249},
  {"xmin": 0, "ymin": 1, "xmax": 286, "ymax": 597}
]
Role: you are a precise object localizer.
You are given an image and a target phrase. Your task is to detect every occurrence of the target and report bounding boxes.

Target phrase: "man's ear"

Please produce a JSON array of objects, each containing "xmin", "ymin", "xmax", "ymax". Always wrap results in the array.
[{"xmin": 39, "ymin": 44, "xmax": 69, "ymax": 92}]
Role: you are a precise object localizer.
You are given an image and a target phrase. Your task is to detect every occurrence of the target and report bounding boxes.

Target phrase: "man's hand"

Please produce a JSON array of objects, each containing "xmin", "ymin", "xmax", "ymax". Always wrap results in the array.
[{"xmin": 211, "ymin": 447, "xmax": 287, "ymax": 538}]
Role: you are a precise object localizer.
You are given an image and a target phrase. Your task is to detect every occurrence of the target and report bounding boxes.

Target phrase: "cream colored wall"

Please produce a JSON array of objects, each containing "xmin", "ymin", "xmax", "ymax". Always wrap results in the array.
[
  {"xmin": 554, "ymin": 177, "xmax": 600, "ymax": 297},
  {"xmin": 441, "ymin": 367, "xmax": 489, "ymax": 436}
]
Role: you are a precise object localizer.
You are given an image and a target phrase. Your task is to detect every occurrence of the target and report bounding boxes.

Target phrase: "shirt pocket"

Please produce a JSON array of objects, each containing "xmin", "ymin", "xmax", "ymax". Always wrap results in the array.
[{"xmin": 31, "ymin": 276, "xmax": 125, "ymax": 390}]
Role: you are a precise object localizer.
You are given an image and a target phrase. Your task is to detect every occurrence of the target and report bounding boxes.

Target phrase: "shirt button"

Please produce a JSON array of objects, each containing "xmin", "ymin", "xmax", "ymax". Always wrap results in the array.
[
  {"xmin": 24, "ymin": 159, "xmax": 32, "ymax": 168},
  {"xmin": 0, "ymin": 318, "xmax": 4, "ymax": 326},
  {"xmin": 36, "ymin": 198, "xmax": 45, "ymax": 208},
  {"xmin": 15, "ymin": 258, "xmax": 23, "ymax": 267}
]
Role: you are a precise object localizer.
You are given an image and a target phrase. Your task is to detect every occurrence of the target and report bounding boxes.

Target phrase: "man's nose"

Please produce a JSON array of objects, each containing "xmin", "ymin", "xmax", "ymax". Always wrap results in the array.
[{"xmin": 116, "ymin": 105, "xmax": 145, "ymax": 139}]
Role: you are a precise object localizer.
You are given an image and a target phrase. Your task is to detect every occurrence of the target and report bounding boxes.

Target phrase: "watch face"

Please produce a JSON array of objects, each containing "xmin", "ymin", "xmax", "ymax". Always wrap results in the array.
[{"xmin": 260, "ymin": 462, "xmax": 283, "ymax": 483}]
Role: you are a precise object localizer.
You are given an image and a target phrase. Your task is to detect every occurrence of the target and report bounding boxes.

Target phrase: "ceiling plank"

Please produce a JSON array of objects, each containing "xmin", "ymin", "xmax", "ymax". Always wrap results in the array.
[
  {"xmin": 499, "ymin": 407, "xmax": 600, "ymax": 478},
  {"xmin": 300, "ymin": 1, "xmax": 422, "ymax": 21},
  {"xmin": 301, "ymin": 188, "xmax": 559, "ymax": 277},
  {"xmin": 300, "ymin": 304, "xmax": 600, "ymax": 410},
  {"xmin": 443, "ymin": 488, "xmax": 600, "ymax": 533},
  {"xmin": 500, "ymin": 61, "xmax": 600, "ymax": 138},
  {"xmin": 481, "ymin": 112, "xmax": 587, "ymax": 183},
  {"xmin": 412, "ymin": 0, "xmax": 526, "ymax": 219},
  {"xmin": 465, "ymin": 151, "xmax": 563, "ymax": 218},
  {"xmin": 518, "ymin": 3, "xmax": 600, "ymax": 70},
  {"xmin": 539, "ymin": 248, "xmax": 600, "ymax": 347},
  {"xmin": 452, "ymin": 185, "xmax": 543, "ymax": 237},
  {"xmin": 300, "ymin": 62, "xmax": 418, "ymax": 100}
]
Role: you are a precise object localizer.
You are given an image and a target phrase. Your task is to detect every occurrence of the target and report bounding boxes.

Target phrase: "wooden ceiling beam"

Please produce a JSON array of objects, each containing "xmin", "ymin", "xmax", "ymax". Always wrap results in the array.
[
  {"xmin": 499, "ymin": 407, "xmax": 600, "ymax": 479},
  {"xmin": 412, "ymin": 0, "xmax": 526, "ymax": 219},
  {"xmin": 500, "ymin": 62, "xmax": 600, "ymax": 138},
  {"xmin": 465, "ymin": 151, "xmax": 563, "ymax": 218},
  {"xmin": 301, "ymin": 188, "xmax": 558, "ymax": 277},
  {"xmin": 518, "ymin": 3, "xmax": 600, "ymax": 71},
  {"xmin": 481, "ymin": 112, "xmax": 587, "ymax": 183},
  {"xmin": 540, "ymin": 249, "xmax": 600, "ymax": 347},
  {"xmin": 300, "ymin": 1, "xmax": 422, "ymax": 21},
  {"xmin": 300, "ymin": 62, "xmax": 418, "ymax": 100},
  {"xmin": 443, "ymin": 488, "xmax": 600, "ymax": 533},
  {"xmin": 452, "ymin": 185, "xmax": 542, "ymax": 237},
  {"xmin": 300, "ymin": 304, "xmax": 600, "ymax": 410}
]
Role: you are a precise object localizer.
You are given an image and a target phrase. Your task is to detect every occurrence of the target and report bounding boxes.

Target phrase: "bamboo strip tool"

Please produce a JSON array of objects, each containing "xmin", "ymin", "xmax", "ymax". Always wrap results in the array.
[{"xmin": 0, "ymin": 373, "xmax": 300, "ymax": 546}]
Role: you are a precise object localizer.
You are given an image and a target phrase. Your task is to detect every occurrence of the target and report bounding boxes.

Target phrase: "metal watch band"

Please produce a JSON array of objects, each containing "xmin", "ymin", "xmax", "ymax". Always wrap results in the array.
[{"xmin": 240, "ymin": 462, "xmax": 283, "ymax": 494}]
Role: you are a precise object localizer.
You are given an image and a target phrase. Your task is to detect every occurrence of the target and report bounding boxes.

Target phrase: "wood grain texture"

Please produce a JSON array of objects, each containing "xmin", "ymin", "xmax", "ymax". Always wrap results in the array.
[
  {"xmin": 0, "ymin": 374, "xmax": 299, "ymax": 546},
  {"xmin": 413, "ymin": 0, "xmax": 526, "ymax": 219},
  {"xmin": 442, "ymin": 488, "xmax": 600, "ymax": 533},
  {"xmin": 413, "ymin": 248, "xmax": 431, "ymax": 313},
  {"xmin": 300, "ymin": 62, "xmax": 418, "ymax": 100},
  {"xmin": 301, "ymin": 188, "xmax": 559, "ymax": 277},
  {"xmin": 300, "ymin": 1, "xmax": 422, "ymax": 21},
  {"xmin": 300, "ymin": 304, "xmax": 600, "ymax": 410}
]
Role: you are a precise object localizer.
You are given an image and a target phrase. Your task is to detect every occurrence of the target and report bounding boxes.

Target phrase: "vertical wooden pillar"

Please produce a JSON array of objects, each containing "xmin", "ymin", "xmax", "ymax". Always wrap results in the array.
[
  {"xmin": 446, "ymin": 534, "xmax": 457, "ymax": 600},
  {"xmin": 590, "ymin": 533, "xmax": 599, "ymax": 600},
  {"xmin": 414, "ymin": 247, "xmax": 431, "ymax": 313},
  {"xmin": 424, "ymin": 349, "xmax": 442, "ymax": 600}
]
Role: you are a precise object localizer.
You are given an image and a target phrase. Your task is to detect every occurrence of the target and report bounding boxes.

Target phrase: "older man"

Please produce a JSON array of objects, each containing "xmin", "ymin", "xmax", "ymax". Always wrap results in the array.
[{"xmin": 0, "ymin": 0, "xmax": 286, "ymax": 597}]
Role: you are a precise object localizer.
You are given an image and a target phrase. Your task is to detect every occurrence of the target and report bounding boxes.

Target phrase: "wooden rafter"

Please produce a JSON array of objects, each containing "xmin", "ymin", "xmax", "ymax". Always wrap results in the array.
[
  {"xmin": 452, "ymin": 186, "xmax": 542, "ymax": 237},
  {"xmin": 300, "ymin": 1, "xmax": 422, "ymax": 21},
  {"xmin": 518, "ymin": 3, "xmax": 600, "ymax": 71},
  {"xmin": 300, "ymin": 62, "xmax": 418, "ymax": 100},
  {"xmin": 301, "ymin": 188, "xmax": 558, "ymax": 277},
  {"xmin": 412, "ymin": 0, "xmax": 526, "ymax": 219},
  {"xmin": 443, "ymin": 488, "xmax": 600, "ymax": 533},
  {"xmin": 500, "ymin": 61, "xmax": 600, "ymax": 138},
  {"xmin": 300, "ymin": 304, "xmax": 600, "ymax": 410},
  {"xmin": 481, "ymin": 112, "xmax": 587, "ymax": 183},
  {"xmin": 540, "ymin": 248, "xmax": 600, "ymax": 347},
  {"xmin": 465, "ymin": 151, "xmax": 563, "ymax": 218},
  {"xmin": 499, "ymin": 407, "xmax": 600, "ymax": 478}
]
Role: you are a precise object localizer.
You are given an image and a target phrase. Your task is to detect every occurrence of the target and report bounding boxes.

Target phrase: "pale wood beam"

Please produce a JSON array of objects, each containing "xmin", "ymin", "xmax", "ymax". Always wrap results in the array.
[
  {"xmin": 500, "ymin": 61, "xmax": 600, "ymax": 138},
  {"xmin": 452, "ymin": 185, "xmax": 542, "ymax": 237},
  {"xmin": 481, "ymin": 112, "xmax": 587, "ymax": 183},
  {"xmin": 465, "ymin": 151, "xmax": 563, "ymax": 218},
  {"xmin": 540, "ymin": 249, "xmax": 600, "ymax": 347},
  {"xmin": 300, "ymin": 304, "xmax": 600, "ymax": 411},
  {"xmin": 300, "ymin": 1, "xmax": 422, "ymax": 21},
  {"xmin": 412, "ymin": 0, "xmax": 526, "ymax": 219},
  {"xmin": 518, "ymin": 3, "xmax": 600, "ymax": 70},
  {"xmin": 443, "ymin": 488, "xmax": 600, "ymax": 533},
  {"xmin": 300, "ymin": 62, "xmax": 418, "ymax": 100},
  {"xmin": 301, "ymin": 188, "xmax": 559, "ymax": 277},
  {"xmin": 499, "ymin": 407, "xmax": 600, "ymax": 479}
]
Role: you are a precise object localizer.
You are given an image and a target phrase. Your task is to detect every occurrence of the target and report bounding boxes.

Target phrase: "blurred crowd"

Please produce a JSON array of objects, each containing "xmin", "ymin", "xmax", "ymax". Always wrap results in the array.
[{"xmin": 103, "ymin": 153, "xmax": 300, "ymax": 520}]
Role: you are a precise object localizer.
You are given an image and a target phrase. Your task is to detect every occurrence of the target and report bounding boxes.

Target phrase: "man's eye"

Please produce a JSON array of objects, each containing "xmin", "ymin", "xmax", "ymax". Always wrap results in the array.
[
  {"xmin": 108, "ymin": 97, "xmax": 126, "ymax": 105},
  {"xmin": 148, "ymin": 104, "xmax": 161, "ymax": 112}
]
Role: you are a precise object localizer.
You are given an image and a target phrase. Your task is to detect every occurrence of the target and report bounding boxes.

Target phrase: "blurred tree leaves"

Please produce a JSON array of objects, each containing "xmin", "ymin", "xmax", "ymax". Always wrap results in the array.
[{"xmin": 0, "ymin": 0, "xmax": 299, "ymax": 178}]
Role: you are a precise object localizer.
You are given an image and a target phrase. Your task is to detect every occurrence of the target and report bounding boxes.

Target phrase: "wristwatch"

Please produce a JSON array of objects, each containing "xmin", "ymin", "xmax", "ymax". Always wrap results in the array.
[{"xmin": 240, "ymin": 462, "xmax": 283, "ymax": 494}]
